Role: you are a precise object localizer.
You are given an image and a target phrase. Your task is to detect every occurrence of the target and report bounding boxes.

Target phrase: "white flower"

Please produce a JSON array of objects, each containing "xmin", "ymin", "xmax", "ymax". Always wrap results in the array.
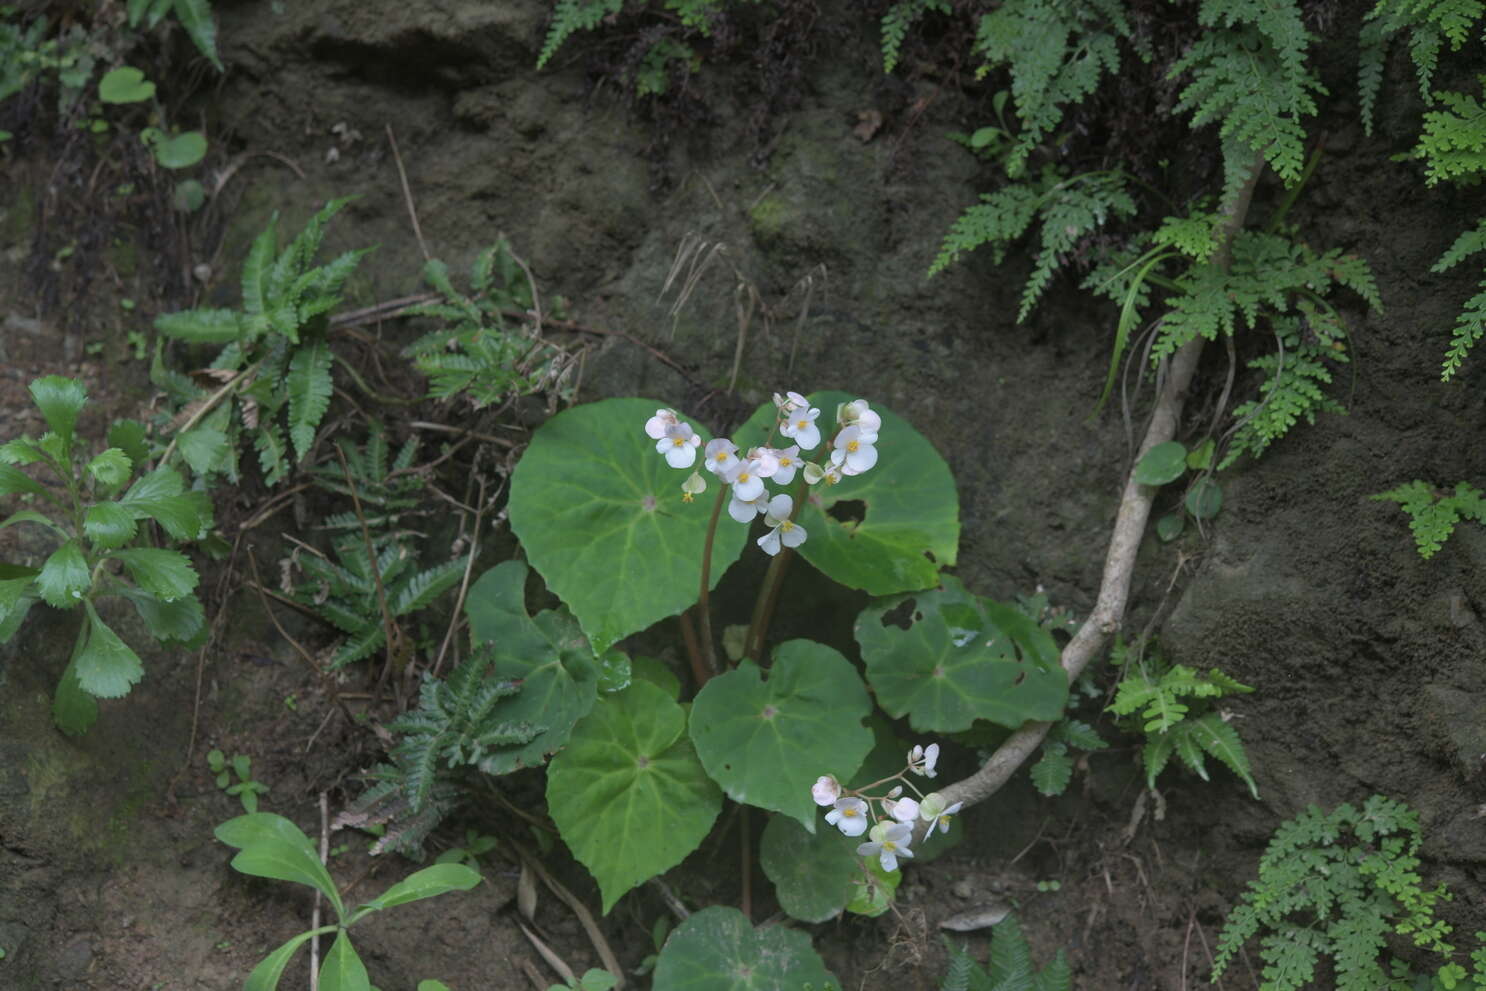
[
  {"xmin": 644, "ymin": 408, "xmax": 680, "ymax": 440},
  {"xmin": 757, "ymin": 494, "xmax": 806, "ymax": 556},
  {"xmin": 811, "ymin": 775, "xmax": 841, "ymax": 807},
  {"xmin": 728, "ymin": 489, "xmax": 769, "ymax": 523},
  {"xmin": 918, "ymin": 793, "xmax": 962, "ymax": 835},
  {"xmin": 830, "ymin": 424, "xmax": 878, "ymax": 476},
  {"xmin": 857, "ymin": 821, "xmax": 914, "ymax": 872},
  {"xmin": 725, "ymin": 458, "xmax": 767, "ymax": 502},
  {"xmin": 826, "ymin": 797, "xmax": 870, "ymax": 837},
  {"xmin": 681, "ymin": 471, "xmax": 706, "ymax": 503},
  {"xmin": 779, "ymin": 404, "xmax": 822, "ymax": 451},
  {"xmin": 775, "ymin": 390, "xmax": 809, "ymax": 414},
  {"xmin": 840, "ymin": 399, "xmax": 882, "ymax": 434},
  {"xmin": 704, "ymin": 438, "xmax": 739, "ymax": 476},
  {"xmin": 769, "ymin": 445, "xmax": 801, "ymax": 484},
  {"xmin": 908, "ymin": 743, "xmax": 940, "ymax": 778},
  {"xmin": 886, "ymin": 796, "xmax": 920, "ymax": 823},
  {"xmin": 749, "ymin": 447, "xmax": 781, "ymax": 478},
  {"xmin": 658, "ymin": 422, "xmax": 700, "ymax": 469}
]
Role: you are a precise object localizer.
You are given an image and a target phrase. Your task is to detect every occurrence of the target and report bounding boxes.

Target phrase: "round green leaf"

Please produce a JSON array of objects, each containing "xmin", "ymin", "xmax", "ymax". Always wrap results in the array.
[
  {"xmin": 631, "ymin": 655, "xmax": 681, "ymax": 700},
  {"xmin": 152, "ymin": 131, "xmax": 207, "ymax": 169},
  {"xmin": 855, "ymin": 577, "xmax": 1067, "ymax": 732},
  {"xmin": 508, "ymin": 398, "xmax": 746, "ymax": 654},
  {"xmin": 1155, "ymin": 512, "xmax": 1185, "ymax": 542},
  {"xmin": 464, "ymin": 561, "xmax": 601, "ymax": 773},
  {"xmin": 76, "ymin": 604, "xmax": 145, "ymax": 698},
  {"xmin": 98, "ymin": 66, "xmax": 155, "ymax": 104},
  {"xmin": 1185, "ymin": 478, "xmax": 1223, "ymax": 520},
  {"xmin": 547, "ymin": 680, "xmax": 722, "ymax": 914},
  {"xmin": 651, "ymin": 906, "xmax": 837, "ymax": 991},
  {"xmin": 732, "ymin": 392, "xmax": 959, "ymax": 595},
  {"xmin": 86, "ymin": 448, "xmax": 133, "ymax": 489},
  {"xmin": 1134, "ymin": 441, "xmax": 1187, "ymax": 486},
  {"xmin": 759, "ymin": 813, "xmax": 858, "ymax": 923},
  {"xmin": 173, "ymin": 178, "xmax": 206, "ymax": 212},
  {"xmin": 689, "ymin": 640, "xmax": 873, "ymax": 829}
]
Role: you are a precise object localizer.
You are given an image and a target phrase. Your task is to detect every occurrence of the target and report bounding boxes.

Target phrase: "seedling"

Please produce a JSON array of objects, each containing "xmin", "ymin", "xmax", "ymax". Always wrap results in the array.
[{"xmin": 207, "ymin": 749, "xmax": 269, "ymax": 813}]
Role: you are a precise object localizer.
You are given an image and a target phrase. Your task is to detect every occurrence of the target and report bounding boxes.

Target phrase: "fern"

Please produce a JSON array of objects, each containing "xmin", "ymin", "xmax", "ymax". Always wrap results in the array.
[
  {"xmin": 1372, "ymin": 480, "xmax": 1486, "ymax": 558},
  {"xmin": 1213, "ymin": 796, "xmax": 1458, "ymax": 991},
  {"xmin": 881, "ymin": 0, "xmax": 950, "ymax": 73},
  {"xmin": 1030, "ymin": 718, "xmax": 1107, "ymax": 797},
  {"xmin": 939, "ymin": 915, "xmax": 1071, "ymax": 991},
  {"xmin": 1416, "ymin": 82, "xmax": 1486, "ymax": 186},
  {"xmin": 1108, "ymin": 639, "xmax": 1258, "ymax": 798},
  {"xmin": 1359, "ymin": 0, "xmax": 1486, "ymax": 132},
  {"xmin": 1168, "ymin": 0, "xmax": 1324, "ymax": 210},
  {"xmin": 309, "ymin": 425, "xmax": 425, "ymax": 547}
]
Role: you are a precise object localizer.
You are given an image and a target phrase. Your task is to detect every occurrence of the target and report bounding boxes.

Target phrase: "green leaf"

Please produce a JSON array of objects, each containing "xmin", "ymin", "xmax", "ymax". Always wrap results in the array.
[
  {"xmin": 732, "ymin": 392, "xmax": 960, "ymax": 595},
  {"xmin": 120, "ymin": 468, "xmax": 210, "ymax": 541},
  {"xmin": 548, "ymin": 680, "xmax": 723, "ymax": 913},
  {"xmin": 120, "ymin": 587, "xmax": 206, "ymax": 644},
  {"xmin": 215, "ymin": 813, "xmax": 346, "ymax": 920},
  {"xmin": 631, "ymin": 654, "xmax": 681, "ymax": 700},
  {"xmin": 177, "ymin": 427, "xmax": 229, "ymax": 475},
  {"xmin": 243, "ymin": 927, "xmax": 337, "ymax": 991},
  {"xmin": 855, "ymin": 577, "xmax": 1068, "ymax": 732},
  {"xmin": 1185, "ymin": 478, "xmax": 1223, "ymax": 520},
  {"xmin": 1188, "ymin": 712, "xmax": 1259, "ymax": 799},
  {"xmin": 155, "ymin": 308, "xmax": 243, "ymax": 343},
  {"xmin": 1134, "ymin": 441, "xmax": 1187, "ymax": 485},
  {"xmin": 1155, "ymin": 513, "xmax": 1185, "ymax": 542},
  {"xmin": 29, "ymin": 376, "xmax": 87, "ymax": 449},
  {"xmin": 463, "ymin": 561, "xmax": 600, "ymax": 773},
  {"xmin": 346, "ymin": 863, "xmax": 481, "ymax": 923},
  {"xmin": 110, "ymin": 548, "xmax": 199, "ymax": 601},
  {"xmin": 0, "ymin": 438, "xmax": 47, "ymax": 464},
  {"xmin": 0, "ymin": 464, "xmax": 50, "ymax": 498},
  {"xmin": 84, "ymin": 502, "xmax": 138, "ymax": 549},
  {"xmin": 690, "ymin": 640, "xmax": 873, "ymax": 830},
  {"xmin": 650, "ymin": 906, "xmax": 838, "ymax": 991},
  {"xmin": 287, "ymin": 339, "xmax": 333, "ymax": 461},
  {"xmin": 36, "ymin": 540, "xmax": 91, "ymax": 608},
  {"xmin": 151, "ymin": 130, "xmax": 207, "ymax": 169},
  {"xmin": 507, "ymin": 398, "xmax": 746, "ymax": 653},
  {"xmin": 53, "ymin": 657, "xmax": 99, "ymax": 735},
  {"xmin": 75, "ymin": 603, "xmax": 146, "ymax": 698},
  {"xmin": 1030, "ymin": 744, "xmax": 1073, "ymax": 796},
  {"xmin": 86, "ymin": 449, "xmax": 133, "ymax": 489},
  {"xmin": 98, "ymin": 66, "xmax": 155, "ymax": 103},
  {"xmin": 759, "ymin": 813, "xmax": 859, "ymax": 923},
  {"xmin": 845, "ymin": 854, "xmax": 901, "ymax": 917},
  {"xmin": 171, "ymin": 0, "xmax": 223, "ymax": 70},
  {"xmin": 318, "ymin": 931, "xmax": 370, "ymax": 991}
]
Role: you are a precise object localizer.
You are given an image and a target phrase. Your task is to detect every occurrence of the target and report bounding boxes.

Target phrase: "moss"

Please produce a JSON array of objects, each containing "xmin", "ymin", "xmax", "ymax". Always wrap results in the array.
[{"xmin": 748, "ymin": 193, "xmax": 795, "ymax": 244}]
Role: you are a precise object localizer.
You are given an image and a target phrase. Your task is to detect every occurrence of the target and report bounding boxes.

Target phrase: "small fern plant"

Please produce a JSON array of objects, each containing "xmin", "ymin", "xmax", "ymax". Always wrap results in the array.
[
  {"xmin": 1029, "ymin": 718, "xmax": 1107, "ymax": 797},
  {"xmin": 152, "ymin": 197, "xmax": 369, "ymax": 485},
  {"xmin": 403, "ymin": 239, "xmax": 573, "ymax": 409},
  {"xmin": 1213, "ymin": 795, "xmax": 1459, "ymax": 991},
  {"xmin": 306, "ymin": 425, "xmax": 426, "ymax": 549},
  {"xmin": 1107, "ymin": 638, "xmax": 1258, "ymax": 798},
  {"xmin": 939, "ymin": 916, "xmax": 1071, "ymax": 991},
  {"xmin": 1372, "ymin": 480, "xmax": 1486, "ymax": 559}
]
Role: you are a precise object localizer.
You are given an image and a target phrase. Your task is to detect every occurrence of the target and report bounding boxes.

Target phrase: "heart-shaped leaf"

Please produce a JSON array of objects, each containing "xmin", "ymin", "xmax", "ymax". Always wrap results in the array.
[
  {"xmin": 151, "ymin": 130, "xmax": 208, "ymax": 169},
  {"xmin": 759, "ymin": 813, "xmax": 859, "ymax": 923},
  {"xmin": 690, "ymin": 640, "xmax": 873, "ymax": 830},
  {"xmin": 731, "ymin": 392, "xmax": 958, "ymax": 595},
  {"xmin": 548, "ymin": 680, "xmax": 722, "ymax": 913},
  {"xmin": 651, "ymin": 905, "xmax": 838, "ymax": 990},
  {"xmin": 856, "ymin": 577, "xmax": 1067, "ymax": 732},
  {"xmin": 98, "ymin": 66, "xmax": 155, "ymax": 104},
  {"xmin": 508, "ymin": 398, "xmax": 746, "ymax": 654},
  {"xmin": 1134, "ymin": 441, "xmax": 1187, "ymax": 486}
]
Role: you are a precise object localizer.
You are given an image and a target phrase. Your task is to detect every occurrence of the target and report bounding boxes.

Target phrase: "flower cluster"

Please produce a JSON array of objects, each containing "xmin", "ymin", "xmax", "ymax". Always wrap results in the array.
[
  {"xmin": 810, "ymin": 742, "xmax": 963, "ymax": 873},
  {"xmin": 644, "ymin": 392, "xmax": 884, "ymax": 556}
]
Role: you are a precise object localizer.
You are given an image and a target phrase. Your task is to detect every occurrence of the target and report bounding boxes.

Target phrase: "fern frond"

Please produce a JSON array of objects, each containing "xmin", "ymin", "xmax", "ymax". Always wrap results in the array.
[
  {"xmin": 537, "ymin": 0, "xmax": 623, "ymax": 69},
  {"xmin": 938, "ymin": 940, "xmax": 976, "ymax": 991},
  {"xmin": 1188, "ymin": 712, "xmax": 1259, "ymax": 798},
  {"xmin": 1030, "ymin": 743, "xmax": 1073, "ymax": 796},
  {"xmin": 881, "ymin": 0, "xmax": 949, "ymax": 73},
  {"xmin": 1021, "ymin": 172, "xmax": 1136, "ymax": 319},
  {"xmin": 392, "ymin": 555, "xmax": 470, "ymax": 617},
  {"xmin": 929, "ymin": 184, "xmax": 1041, "ymax": 276},
  {"xmin": 1372, "ymin": 480, "xmax": 1486, "ymax": 557},
  {"xmin": 1416, "ymin": 83, "xmax": 1486, "ymax": 186},
  {"xmin": 286, "ymin": 339, "xmax": 333, "ymax": 462}
]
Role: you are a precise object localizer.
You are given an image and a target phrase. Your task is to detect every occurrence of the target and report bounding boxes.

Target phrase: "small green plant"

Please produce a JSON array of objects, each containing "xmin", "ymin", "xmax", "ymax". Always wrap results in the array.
[
  {"xmin": 0, "ymin": 376, "xmax": 210, "ymax": 735},
  {"xmin": 1107, "ymin": 638, "xmax": 1258, "ymax": 798},
  {"xmin": 215, "ymin": 812, "xmax": 479, "ymax": 990},
  {"xmin": 403, "ymin": 239, "xmax": 573, "ymax": 409},
  {"xmin": 305, "ymin": 425, "xmax": 425, "ymax": 547},
  {"xmin": 97, "ymin": 65, "xmax": 209, "ymax": 202},
  {"xmin": 434, "ymin": 828, "xmax": 499, "ymax": 868},
  {"xmin": 1213, "ymin": 795, "xmax": 1460, "ymax": 990},
  {"xmin": 938, "ymin": 915, "xmax": 1071, "ymax": 991},
  {"xmin": 0, "ymin": 8, "xmax": 92, "ymax": 109},
  {"xmin": 1029, "ymin": 717, "xmax": 1108, "ymax": 797},
  {"xmin": 152, "ymin": 197, "xmax": 370, "ymax": 485},
  {"xmin": 207, "ymin": 749, "xmax": 269, "ymax": 813},
  {"xmin": 547, "ymin": 970, "xmax": 617, "ymax": 991},
  {"xmin": 1372, "ymin": 481, "xmax": 1486, "ymax": 559},
  {"xmin": 1130, "ymin": 438, "xmax": 1223, "ymax": 542},
  {"xmin": 124, "ymin": 0, "xmax": 222, "ymax": 71}
]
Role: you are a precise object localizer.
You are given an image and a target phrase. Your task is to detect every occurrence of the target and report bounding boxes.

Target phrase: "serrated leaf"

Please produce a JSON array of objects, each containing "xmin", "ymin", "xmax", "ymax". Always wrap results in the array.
[
  {"xmin": 732, "ymin": 392, "xmax": 960, "ymax": 595},
  {"xmin": 120, "ymin": 587, "xmax": 205, "ymax": 644},
  {"xmin": 0, "ymin": 438, "xmax": 46, "ymax": 464},
  {"xmin": 120, "ymin": 468, "xmax": 210, "ymax": 540},
  {"xmin": 155, "ymin": 308, "xmax": 243, "ymax": 343},
  {"xmin": 463, "ymin": 561, "xmax": 600, "ymax": 773},
  {"xmin": 29, "ymin": 376, "xmax": 87, "ymax": 450},
  {"xmin": 110, "ymin": 548, "xmax": 199, "ymax": 601},
  {"xmin": 215, "ymin": 813, "xmax": 345, "ymax": 919},
  {"xmin": 1188, "ymin": 712, "xmax": 1259, "ymax": 799},
  {"xmin": 548, "ymin": 680, "xmax": 722, "ymax": 913},
  {"xmin": 36, "ymin": 540, "xmax": 91, "ymax": 608},
  {"xmin": 390, "ymin": 556, "xmax": 468, "ymax": 616},
  {"xmin": 242, "ymin": 216, "xmax": 279, "ymax": 319},
  {"xmin": 177, "ymin": 427, "xmax": 229, "ymax": 475},
  {"xmin": 287, "ymin": 340, "xmax": 333, "ymax": 461},
  {"xmin": 1030, "ymin": 745, "xmax": 1073, "ymax": 796},
  {"xmin": 75, "ymin": 603, "xmax": 145, "ymax": 698},
  {"xmin": 171, "ymin": 0, "xmax": 223, "ymax": 70},
  {"xmin": 690, "ymin": 641, "xmax": 873, "ymax": 830},
  {"xmin": 855, "ymin": 577, "xmax": 1067, "ymax": 732},
  {"xmin": 86, "ymin": 449, "xmax": 133, "ymax": 489},
  {"xmin": 651, "ymin": 906, "xmax": 837, "ymax": 991},
  {"xmin": 1134, "ymin": 441, "xmax": 1187, "ymax": 485},
  {"xmin": 1142, "ymin": 733, "xmax": 1175, "ymax": 791},
  {"xmin": 759, "ymin": 814, "xmax": 859, "ymax": 923},
  {"xmin": 1057, "ymin": 718, "xmax": 1107, "ymax": 751},
  {"xmin": 0, "ymin": 464, "xmax": 50, "ymax": 498},
  {"xmin": 84, "ymin": 502, "xmax": 138, "ymax": 549},
  {"xmin": 507, "ymin": 398, "xmax": 746, "ymax": 654}
]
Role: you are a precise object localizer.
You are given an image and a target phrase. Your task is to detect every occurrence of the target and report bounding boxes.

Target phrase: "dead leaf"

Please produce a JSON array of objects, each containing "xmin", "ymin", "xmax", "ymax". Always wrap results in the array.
[
  {"xmin": 853, "ymin": 109, "xmax": 883, "ymax": 143},
  {"xmin": 939, "ymin": 899, "xmax": 1013, "ymax": 932}
]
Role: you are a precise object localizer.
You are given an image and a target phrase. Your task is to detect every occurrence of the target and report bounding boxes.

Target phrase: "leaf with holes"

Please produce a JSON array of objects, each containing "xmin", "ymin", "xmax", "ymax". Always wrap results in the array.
[
  {"xmin": 689, "ymin": 640, "xmax": 873, "ymax": 830},
  {"xmin": 651, "ymin": 905, "xmax": 837, "ymax": 991},
  {"xmin": 463, "ymin": 560, "xmax": 600, "ymax": 773},
  {"xmin": 508, "ymin": 398, "xmax": 746, "ymax": 654},
  {"xmin": 855, "ymin": 577, "xmax": 1067, "ymax": 732},
  {"xmin": 547, "ymin": 680, "xmax": 721, "ymax": 913},
  {"xmin": 732, "ymin": 392, "xmax": 958, "ymax": 595}
]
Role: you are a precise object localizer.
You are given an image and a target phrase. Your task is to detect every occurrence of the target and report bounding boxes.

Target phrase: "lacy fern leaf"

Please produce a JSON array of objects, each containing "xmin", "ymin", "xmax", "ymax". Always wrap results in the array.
[
  {"xmin": 1372, "ymin": 480, "xmax": 1486, "ymax": 558},
  {"xmin": 881, "ymin": 0, "xmax": 949, "ymax": 73},
  {"xmin": 940, "ymin": 915, "xmax": 1071, "ymax": 991}
]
